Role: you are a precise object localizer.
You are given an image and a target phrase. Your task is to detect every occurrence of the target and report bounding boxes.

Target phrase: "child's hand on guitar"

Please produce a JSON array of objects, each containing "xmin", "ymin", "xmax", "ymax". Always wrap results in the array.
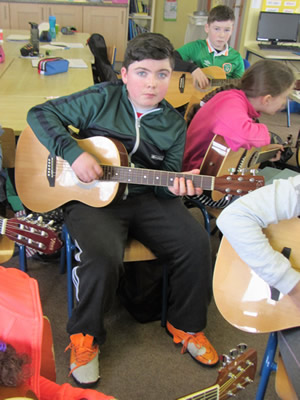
[
  {"xmin": 191, "ymin": 68, "xmax": 210, "ymax": 90},
  {"xmin": 269, "ymin": 144, "xmax": 284, "ymax": 162},
  {"xmin": 72, "ymin": 152, "xmax": 103, "ymax": 183},
  {"xmin": 168, "ymin": 169, "xmax": 203, "ymax": 196}
]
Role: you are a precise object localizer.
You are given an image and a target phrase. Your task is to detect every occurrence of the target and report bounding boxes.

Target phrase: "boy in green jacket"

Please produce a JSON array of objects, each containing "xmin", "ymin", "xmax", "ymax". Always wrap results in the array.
[
  {"xmin": 27, "ymin": 33, "xmax": 218, "ymax": 387},
  {"xmin": 175, "ymin": 5, "xmax": 244, "ymax": 89}
]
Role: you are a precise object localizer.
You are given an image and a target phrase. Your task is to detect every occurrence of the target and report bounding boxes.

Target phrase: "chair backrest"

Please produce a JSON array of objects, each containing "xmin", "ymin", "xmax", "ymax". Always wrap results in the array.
[
  {"xmin": 275, "ymin": 354, "xmax": 298, "ymax": 400},
  {"xmin": 87, "ymin": 33, "xmax": 118, "ymax": 84}
]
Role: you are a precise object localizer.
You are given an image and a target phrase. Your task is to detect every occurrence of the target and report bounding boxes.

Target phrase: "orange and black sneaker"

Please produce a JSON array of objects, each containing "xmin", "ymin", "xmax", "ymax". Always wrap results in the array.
[
  {"xmin": 166, "ymin": 321, "xmax": 219, "ymax": 366},
  {"xmin": 65, "ymin": 333, "xmax": 100, "ymax": 387}
]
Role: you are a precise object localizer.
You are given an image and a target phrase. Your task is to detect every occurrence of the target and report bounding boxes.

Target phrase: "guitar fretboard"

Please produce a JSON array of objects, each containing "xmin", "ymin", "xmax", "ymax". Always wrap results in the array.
[
  {"xmin": 101, "ymin": 165, "xmax": 215, "ymax": 190},
  {"xmin": 211, "ymin": 78, "xmax": 239, "ymax": 87}
]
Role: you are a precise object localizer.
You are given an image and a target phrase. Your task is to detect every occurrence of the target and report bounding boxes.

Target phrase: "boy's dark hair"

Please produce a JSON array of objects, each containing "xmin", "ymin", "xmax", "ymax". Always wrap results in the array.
[
  {"xmin": 123, "ymin": 33, "xmax": 175, "ymax": 70},
  {"xmin": 207, "ymin": 5, "xmax": 235, "ymax": 24}
]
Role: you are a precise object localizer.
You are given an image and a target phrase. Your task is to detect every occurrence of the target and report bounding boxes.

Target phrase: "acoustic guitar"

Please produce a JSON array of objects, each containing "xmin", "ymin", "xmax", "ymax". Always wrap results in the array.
[
  {"xmin": 15, "ymin": 127, "xmax": 265, "ymax": 213},
  {"xmin": 177, "ymin": 347, "xmax": 257, "ymax": 400},
  {"xmin": 200, "ymin": 135, "xmax": 281, "ymax": 201},
  {"xmin": 0, "ymin": 216, "xmax": 63, "ymax": 263},
  {"xmin": 213, "ymin": 218, "xmax": 300, "ymax": 334},
  {"xmin": 196, "ymin": 66, "xmax": 300, "ymax": 93},
  {"xmin": 188, "ymin": 67, "xmax": 300, "ymax": 106}
]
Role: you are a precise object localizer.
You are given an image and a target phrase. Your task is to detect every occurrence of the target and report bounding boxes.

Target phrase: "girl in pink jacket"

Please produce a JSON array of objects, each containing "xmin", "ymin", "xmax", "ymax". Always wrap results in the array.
[{"xmin": 183, "ymin": 59, "xmax": 295, "ymax": 172}]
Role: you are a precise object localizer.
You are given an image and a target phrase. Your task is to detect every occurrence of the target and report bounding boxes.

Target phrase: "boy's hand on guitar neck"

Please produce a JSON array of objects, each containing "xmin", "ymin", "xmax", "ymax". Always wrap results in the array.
[
  {"xmin": 72, "ymin": 152, "xmax": 103, "ymax": 183},
  {"xmin": 72, "ymin": 152, "xmax": 204, "ymax": 197},
  {"xmin": 288, "ymin": 281, "xmax": 300, "ymax": 312},
  {"xmin": 168, "ymin": 169, "xmax": 203, "ymax": 197},
  {"xmin": 191, "ymin": 68, "xmax": 210, "ymax": 90}
]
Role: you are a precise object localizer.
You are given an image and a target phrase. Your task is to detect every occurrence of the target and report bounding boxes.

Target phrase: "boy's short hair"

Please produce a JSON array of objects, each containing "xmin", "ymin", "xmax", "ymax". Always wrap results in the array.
[
  {"xmin": 207, "ymin": 5, "xmax": 235, "ymax": 24},
  {"xmin": 123, "ymin": 33, "xmax": 175, "ymax": 70}
]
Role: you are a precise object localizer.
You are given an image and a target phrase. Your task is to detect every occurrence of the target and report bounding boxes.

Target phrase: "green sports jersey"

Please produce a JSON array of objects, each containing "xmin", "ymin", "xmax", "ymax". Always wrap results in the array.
[{"xmin": 177, "ymin": 39, "xmax": 244, "ymax": 79}]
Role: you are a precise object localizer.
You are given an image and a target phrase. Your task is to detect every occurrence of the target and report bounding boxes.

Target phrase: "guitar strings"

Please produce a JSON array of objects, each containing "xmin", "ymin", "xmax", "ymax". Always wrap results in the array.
[
  {"xmin": 178, "ymin": 386, "xmax": 218, "ymax": 400},
  {"xmin": 219, "ymin": 363, "xmax": 253, "ymax": 398}
]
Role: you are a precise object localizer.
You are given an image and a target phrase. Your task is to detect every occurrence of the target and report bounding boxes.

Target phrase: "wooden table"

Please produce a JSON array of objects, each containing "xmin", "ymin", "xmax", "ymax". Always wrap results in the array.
[
  {"xmin": 0, "ymin": 30, "xmax": 94, "ymax": 133},
  {"xmin": 245, "ymin": 41, "xmax": 300, "ymax": 62}
]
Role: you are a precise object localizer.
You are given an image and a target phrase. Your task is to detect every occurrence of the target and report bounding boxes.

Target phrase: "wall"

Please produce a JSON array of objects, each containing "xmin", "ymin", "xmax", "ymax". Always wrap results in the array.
[{"xmin": 153, "ymin": 0, "xmax": 198, "ymax": 49}]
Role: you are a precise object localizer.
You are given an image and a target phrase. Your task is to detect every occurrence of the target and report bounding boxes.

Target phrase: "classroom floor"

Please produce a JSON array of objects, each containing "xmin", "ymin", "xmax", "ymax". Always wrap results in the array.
[{"xmin": 3, "ymin": 108, "xmax": 300, "ymax": 400}]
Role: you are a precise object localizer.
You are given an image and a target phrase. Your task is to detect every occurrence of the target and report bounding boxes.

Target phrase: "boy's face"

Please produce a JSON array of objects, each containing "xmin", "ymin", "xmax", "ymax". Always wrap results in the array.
[
  {"xmin": 205, "ymin": 20, "xmax": 234, "ymax": 51},
  {"xmin": 121, "ymin": 58, "xmax": 172, "ymax": 111}
]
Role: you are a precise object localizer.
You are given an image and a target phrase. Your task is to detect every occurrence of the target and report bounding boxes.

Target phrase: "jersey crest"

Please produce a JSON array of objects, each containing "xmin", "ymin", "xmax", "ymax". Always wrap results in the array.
[{"xmin": 222, "ymin": 63, "xmax": 232, "ymax": 74}]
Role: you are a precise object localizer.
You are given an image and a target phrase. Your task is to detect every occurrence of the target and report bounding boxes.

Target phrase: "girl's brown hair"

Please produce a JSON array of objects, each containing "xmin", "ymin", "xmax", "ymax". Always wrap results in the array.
[{"xmin": 240, "ymin": 59, "xmax": 295, "ymax": 98}]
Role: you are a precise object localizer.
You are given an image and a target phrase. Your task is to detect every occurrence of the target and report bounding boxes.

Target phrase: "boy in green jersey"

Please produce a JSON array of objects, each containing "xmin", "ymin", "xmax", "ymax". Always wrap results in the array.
[{"xmin": 174, "ymin": 5, "xmax": 244, "ymax": 89}]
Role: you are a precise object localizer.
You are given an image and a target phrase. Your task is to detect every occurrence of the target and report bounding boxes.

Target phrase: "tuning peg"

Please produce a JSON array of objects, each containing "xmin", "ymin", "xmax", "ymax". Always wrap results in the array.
[
  {"xmin": 25, "ymin": 213, "xmax": 33, "ymax": 220},
  {"xmin": 229, "ymin": 348, "xmax": 238, "ymax": 359},
  {"xmin": 228, "ymin": 168, "xmax": 236, "ymax": 175},
  {"xmin": 227, "ymin": 391, "xmax": 237, "ymax": 397},
  {"xmin": 237, "ymin": 343, "xmax": 247, "ymax": 353},
  {"xmin": 249, "ymin": 169, "xmax": 258, "ymax": 176},
  {"xmin": 220, "ymin": 353, "xmax": 231, "ymax": 366}
]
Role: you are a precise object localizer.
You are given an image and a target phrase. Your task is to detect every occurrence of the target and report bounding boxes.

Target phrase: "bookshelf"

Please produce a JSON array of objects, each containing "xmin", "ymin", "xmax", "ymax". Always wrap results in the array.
[{"xmin": 128, "ymin": 0, "xmax": 156, "ymax": 39}]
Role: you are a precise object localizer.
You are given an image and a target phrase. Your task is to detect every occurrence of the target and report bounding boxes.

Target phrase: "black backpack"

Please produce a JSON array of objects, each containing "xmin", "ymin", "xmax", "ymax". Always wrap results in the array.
[{"xmin": 87, "ymin": 33, "xmax": 118, "ymax": 84}]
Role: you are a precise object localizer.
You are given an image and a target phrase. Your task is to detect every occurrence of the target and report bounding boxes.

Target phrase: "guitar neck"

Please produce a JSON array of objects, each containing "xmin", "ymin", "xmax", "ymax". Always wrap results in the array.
[
  {"xmin": 0, "ymin": 217, "xmax": 7, "ymax": 234},
  {"xmin": 177, "ymin": 384, "xmax": 219, "ymax": 400},
  {"xmin": 101, "ymin": 165, "xmax": 215, "ymax": 190},
  {"xmin": 211, "ymin": 78, "xmax": 239, "ymax": 87}
]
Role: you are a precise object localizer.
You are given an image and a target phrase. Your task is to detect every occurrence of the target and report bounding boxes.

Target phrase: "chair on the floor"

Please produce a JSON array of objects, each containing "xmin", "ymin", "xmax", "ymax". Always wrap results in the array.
[
  {"xmin": 256, "ymin": 332, "xmax": 297, "ymax": 400},
  {"xmin": 60, "ymin": 224, "xmax": 168, "ymax": 327}
]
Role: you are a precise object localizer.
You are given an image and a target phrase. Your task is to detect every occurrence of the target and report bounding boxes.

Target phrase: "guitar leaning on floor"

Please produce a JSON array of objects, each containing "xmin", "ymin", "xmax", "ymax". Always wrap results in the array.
[
  {"xmin": 213, "ymin": 218, "xmax": 300, "ymax": 334},
  {"xmin": 15, "ymin": 127, "xmax": 265, "ymax": 213},
  {"xmin": 176, "ymin": 347, "xmax": 257, "ymax": 400}
]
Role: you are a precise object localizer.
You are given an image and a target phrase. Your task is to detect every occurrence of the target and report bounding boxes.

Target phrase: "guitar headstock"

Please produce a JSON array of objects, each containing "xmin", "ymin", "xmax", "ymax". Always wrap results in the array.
[
  {"xmin": 4, "ymin": 217, "xmax": 63, "ymax": 254},
  {"xmin": 217, "ymin": 346, "xmax": 257, "ymax": 399},
  {"xmin": 215, "ymin": 174, "xmax": 265, "ymax": 196}
]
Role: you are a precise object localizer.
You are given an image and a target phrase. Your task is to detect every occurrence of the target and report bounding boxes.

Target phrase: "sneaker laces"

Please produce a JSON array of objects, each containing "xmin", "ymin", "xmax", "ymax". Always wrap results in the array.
[
  {"xmin": 65, "ymin": 340, "xmax": 98, "ymax": 375},
  {"xmin": 181, "ymin": 332, "xmax": 207, "ymax": 355}
]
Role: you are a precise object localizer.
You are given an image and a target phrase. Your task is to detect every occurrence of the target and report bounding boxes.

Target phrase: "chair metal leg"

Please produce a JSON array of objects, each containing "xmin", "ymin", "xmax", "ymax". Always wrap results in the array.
[
  {"xmin": 62, "ymin": 224, "xmax": 76, "ymax": 318},
  {"xmin": 256, "ymin": 332, "xmax": 278, "ymax": 400},
  {"xmin": 19, "ymin": 245, "xmax": 27, "ymax": 272},
  {"xmin": 184, "ymin": 199, "xmax": 211, "ymax": 234}
]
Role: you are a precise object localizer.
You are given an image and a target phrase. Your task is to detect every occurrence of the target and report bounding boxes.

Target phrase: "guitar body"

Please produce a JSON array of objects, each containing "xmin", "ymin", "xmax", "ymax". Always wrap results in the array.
[
  {"xmin": 15, "ymin": 127, "xmax": 129, "ymax": 213},
  {"xmin": 200, "ymin": 135, "xmax": 245, "ymax": 201},
  {"xmin": 0, "ymin": 234, "xmax": 15, "ymax": 263},
  {"xmin": 213, "ymin": 218, "xmax": 300, "ymax": 333},
  {"xmin": 200, "ymin": 135, "xmax": 280, "ymax": 201}
]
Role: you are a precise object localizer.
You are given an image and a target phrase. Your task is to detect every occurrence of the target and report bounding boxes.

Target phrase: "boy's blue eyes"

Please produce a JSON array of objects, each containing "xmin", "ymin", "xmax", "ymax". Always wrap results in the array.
[{"xmin": 136, "ymin": 71, "xmax": 168, "ymax": 79}]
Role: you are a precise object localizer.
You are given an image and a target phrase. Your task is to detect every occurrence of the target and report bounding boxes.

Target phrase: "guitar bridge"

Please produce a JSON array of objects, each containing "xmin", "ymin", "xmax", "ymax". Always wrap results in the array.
[{"xmin": 46, "ymin": 154, "xmax": 56, "ymax": 187}]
